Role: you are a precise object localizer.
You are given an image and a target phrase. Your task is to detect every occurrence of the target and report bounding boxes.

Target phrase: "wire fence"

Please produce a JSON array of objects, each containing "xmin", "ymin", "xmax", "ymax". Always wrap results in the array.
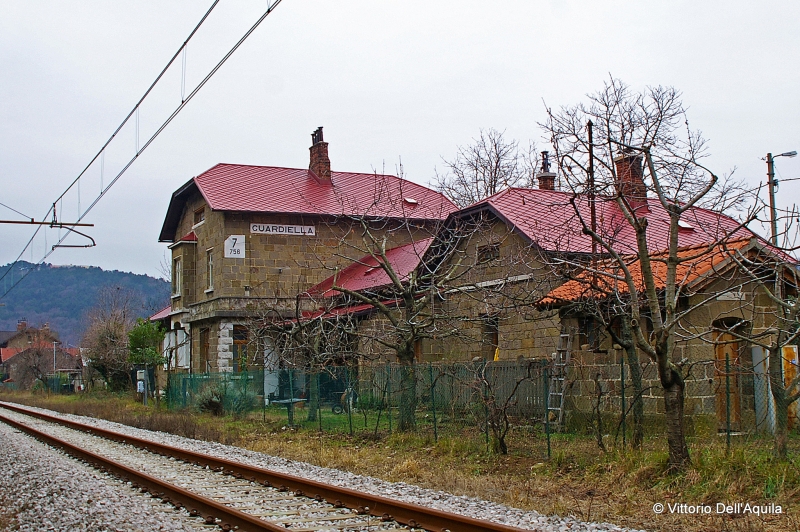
[{"xmin": 164, "ymin": 353, "xmax": 799, "ymax": 456}]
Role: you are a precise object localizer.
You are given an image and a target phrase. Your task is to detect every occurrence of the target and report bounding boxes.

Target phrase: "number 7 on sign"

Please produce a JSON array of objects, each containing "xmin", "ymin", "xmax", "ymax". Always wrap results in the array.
[{"xmin": 224, "ymin": 235, "xmax": 245, "ymax": 258}]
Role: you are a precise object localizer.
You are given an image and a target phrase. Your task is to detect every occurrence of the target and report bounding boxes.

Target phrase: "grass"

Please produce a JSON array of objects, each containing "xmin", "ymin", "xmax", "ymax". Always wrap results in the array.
[{"xmin": 3, "ymin": 390, "xmax": 799, "ymax": 532}]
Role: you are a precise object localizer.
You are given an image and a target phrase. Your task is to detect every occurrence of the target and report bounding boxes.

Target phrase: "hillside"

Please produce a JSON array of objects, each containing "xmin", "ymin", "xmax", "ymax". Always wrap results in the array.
[{"xmin": 0, "ymin": 262, "xmax": 170, "ymax": 345}]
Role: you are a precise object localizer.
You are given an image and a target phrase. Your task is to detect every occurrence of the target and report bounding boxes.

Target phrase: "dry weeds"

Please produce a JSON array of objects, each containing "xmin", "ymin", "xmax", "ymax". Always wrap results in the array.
[{"xmin": 4, "ymin": 392, "xmax": 799, "ymax": 532}]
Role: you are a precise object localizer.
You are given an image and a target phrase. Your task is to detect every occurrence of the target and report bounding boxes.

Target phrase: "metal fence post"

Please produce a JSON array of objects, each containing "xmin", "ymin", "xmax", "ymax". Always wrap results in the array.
[
  {"xmin": 726, "ymin": 349, "xmax": 731, "ymax": 452},
  {"xmin": 317, "ymin": 371, "xmax": 323, "ymax": 432},
  {"xmin": 386, "ymin": 363, "xmax": 392, "ymax": 434},
  {"xmin": 482, "ymin": 359, "xmax": 489, "ymax": 451},
  {"xmin": 544, "ymin": 366, "xmax": 551, "ymax": 459},
  {"xmin": 620, "ymin": 353, "xmax": 626, "ymax": 450},
  {"xmin": 429, "ymin": 362, "xmax": 438, "ymax": 442},
  {"xmin": 347, "ymin": 366, "xmax": 354, "ymax": 436},
  {"xmin": 181, "ymin": 375, "xmax": 188, "ymax": 409}
]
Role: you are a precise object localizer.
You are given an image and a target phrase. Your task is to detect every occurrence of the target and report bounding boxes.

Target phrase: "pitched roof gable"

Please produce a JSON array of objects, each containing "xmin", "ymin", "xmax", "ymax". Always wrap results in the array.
[{"xmin": 160, "ymin": 164, "xmax": 456, "ymax": 242}]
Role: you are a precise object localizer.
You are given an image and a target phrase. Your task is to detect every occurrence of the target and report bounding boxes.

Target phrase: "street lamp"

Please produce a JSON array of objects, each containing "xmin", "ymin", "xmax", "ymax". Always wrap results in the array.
[
  {"xmin": 53, "ymin": 341, "xmax": 59, "ymax": 376},
  {"xmin": 766, "ymin": 151, "xmax": 797, "ymax": 246}
]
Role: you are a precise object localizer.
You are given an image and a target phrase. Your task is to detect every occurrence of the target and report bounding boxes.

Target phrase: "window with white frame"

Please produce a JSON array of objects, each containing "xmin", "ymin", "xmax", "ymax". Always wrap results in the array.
[
  {"xmin": 206, "ymin": 249, "xmax": 214, "ymax": 291},
  {"xmin": 172, "ymin": 257, "xmax": 182, "ymax": 296}
]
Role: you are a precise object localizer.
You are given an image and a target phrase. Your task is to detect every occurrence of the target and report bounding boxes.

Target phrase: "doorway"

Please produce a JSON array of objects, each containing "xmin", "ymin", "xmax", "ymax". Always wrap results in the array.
[{"xmin": 714, "ymin": 331, "xmax": 742, "ymax": 432}]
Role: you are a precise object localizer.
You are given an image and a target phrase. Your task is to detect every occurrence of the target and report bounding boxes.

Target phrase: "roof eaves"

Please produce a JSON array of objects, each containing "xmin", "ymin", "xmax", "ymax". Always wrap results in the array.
[{"xmin": 159, "ymin": 177, "xmax": 200, "ymax": 242}]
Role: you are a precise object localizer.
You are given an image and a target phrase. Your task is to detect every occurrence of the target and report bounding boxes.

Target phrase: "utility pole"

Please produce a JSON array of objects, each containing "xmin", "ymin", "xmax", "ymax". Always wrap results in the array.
[
  {"xmin": 766, "ymin": 151, "xmax": 798, "ymax": 246},
  {"xmin": 766, "ymin": 153, "xmax": 778, "ymax": 246}
]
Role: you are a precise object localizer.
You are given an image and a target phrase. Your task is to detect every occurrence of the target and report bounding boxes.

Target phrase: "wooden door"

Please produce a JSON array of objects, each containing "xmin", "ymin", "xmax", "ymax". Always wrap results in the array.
[{"xmin": 715, "ymin": 332, "xmax": 741, "ymax": 431}]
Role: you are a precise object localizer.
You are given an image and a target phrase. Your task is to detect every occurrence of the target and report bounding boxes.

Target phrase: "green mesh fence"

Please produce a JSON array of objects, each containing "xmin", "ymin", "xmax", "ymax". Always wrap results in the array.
[
  {"xmin": 165, "ymin": 360, "xmax": 549, "ymax": 444},
  {"xmin": 166, "ymin": 371, "xmax": 264, "ymax": 416},
  {"xmin": 163, "ymin": 355, "xmax": 798, "ymax": 457}
]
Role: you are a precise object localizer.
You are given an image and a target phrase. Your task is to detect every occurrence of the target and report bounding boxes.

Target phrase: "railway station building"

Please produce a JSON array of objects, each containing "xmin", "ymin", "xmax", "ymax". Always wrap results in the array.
[
  {"xmin": 156, "ymin": 135, "xmax": 797, "ymax": 428},
  {"xmin": 156, "ymin": 128, "xmax": 455, "ymax": 374}
]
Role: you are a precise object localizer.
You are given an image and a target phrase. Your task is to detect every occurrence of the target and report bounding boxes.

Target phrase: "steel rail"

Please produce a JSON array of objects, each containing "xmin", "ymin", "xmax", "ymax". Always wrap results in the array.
[
  {"xmin": 0, "ymin": 402, "xmax": 527, "ymax": 532},
  {"xmin": 0, "ymin": 411, "xmax": 287, "ymax": 532}
]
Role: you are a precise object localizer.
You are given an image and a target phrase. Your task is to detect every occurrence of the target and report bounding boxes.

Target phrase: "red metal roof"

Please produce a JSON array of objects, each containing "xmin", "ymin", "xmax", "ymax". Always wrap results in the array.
[
  {"xmin": 149, "ymin": 305, "xmax": 172, "ymax": 322},
  {"xmin": 473, "ymin": 188, "xmax": 751, "ymax": 255},
  {"xmin": 161, "ymin": 165, "xmax": 455, "ymax": 242},
  {"xmin": 197, "ymin": 164, "xmax": 453, "ymax": 219},
  {"xmin": 306, "ymin": 238, "xmax": 434, "ymax": 298}
]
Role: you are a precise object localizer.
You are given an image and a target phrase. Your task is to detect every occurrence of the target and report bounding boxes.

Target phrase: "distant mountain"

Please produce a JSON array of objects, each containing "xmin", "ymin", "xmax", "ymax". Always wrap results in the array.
[{"xmin": 0, "ymin": 261, "xmax": 170, "ymax": 345}]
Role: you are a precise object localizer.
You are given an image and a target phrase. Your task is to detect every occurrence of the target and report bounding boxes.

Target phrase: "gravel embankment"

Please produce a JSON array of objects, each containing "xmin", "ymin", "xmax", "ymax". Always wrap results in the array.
[
  {"xmin": 0, "ymin": 402, "xmax": 645, "ymax": 532},
  {"xmin": 0, "ymin": 420, "xmax": 200, "ymax": 531}
]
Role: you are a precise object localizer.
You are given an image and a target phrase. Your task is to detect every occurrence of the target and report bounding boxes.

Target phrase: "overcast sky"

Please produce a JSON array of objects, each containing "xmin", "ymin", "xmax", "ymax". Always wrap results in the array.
[{"xmin": 1, "ymin": 0, "xmax": 798, "ymax": 281}]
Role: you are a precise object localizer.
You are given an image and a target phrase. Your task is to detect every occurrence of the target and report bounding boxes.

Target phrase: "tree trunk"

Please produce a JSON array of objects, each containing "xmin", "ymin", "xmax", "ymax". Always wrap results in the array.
[
  {"xmin": 625, "ymin": 345, "xmax": 644, "ymax": 450},
  {"xmin": 662, "ymin": 368, "xmax": 690, "ymax": 471},
  {"xmin": 491, "ymin": 430, "xmax": 508, "ymax": 455},
  {"xmin": 398, "ymin": 362, "xmax": 417, "ymax": 431},
  {"xmin": 307, "ymin": 371, "xmax": 320, "ymax": 423}
]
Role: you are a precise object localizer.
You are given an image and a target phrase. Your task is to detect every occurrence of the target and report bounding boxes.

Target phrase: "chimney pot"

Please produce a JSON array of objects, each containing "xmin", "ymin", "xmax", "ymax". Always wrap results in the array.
[
  {"xmin": 536, "ymin": 172, "xmax": 557, "ymax": 190},
  {"xmin": 309, "ymin": 127, "xmax": 331, "ymax": 181},
  {"xmin": 613, "ymin": 152, "xmax": 647, "ymax": 200}
]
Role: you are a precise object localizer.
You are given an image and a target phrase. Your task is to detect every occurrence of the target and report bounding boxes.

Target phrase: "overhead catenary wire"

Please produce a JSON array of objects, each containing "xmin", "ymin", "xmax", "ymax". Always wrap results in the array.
[
  {"xmin": 0, "ymin": 202, "xmax": 33, "ymax": 222},
  {"xmin": 0, "ymin": 0, "xmax": 221, "ymax": 292},
  {"xmin": 0, "ymin": 0, "xmax": 285, "ymax": 300}
]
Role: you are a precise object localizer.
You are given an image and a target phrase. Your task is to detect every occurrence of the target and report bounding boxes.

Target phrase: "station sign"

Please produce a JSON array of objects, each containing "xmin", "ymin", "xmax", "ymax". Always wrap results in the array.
[{"xmin": 250, "ymin": 224, "xmax": 316, "ymax": 236}]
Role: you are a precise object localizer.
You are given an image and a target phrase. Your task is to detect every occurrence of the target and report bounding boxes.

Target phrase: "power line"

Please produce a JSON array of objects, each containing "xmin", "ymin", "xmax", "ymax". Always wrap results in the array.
[{"xmin": 0, "ymin": 0, "xmax": 285, "ymax": 301}]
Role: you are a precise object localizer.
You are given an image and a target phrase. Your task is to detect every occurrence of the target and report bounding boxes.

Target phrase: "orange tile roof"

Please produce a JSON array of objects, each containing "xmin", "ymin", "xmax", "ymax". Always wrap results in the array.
[{"xmin": 539, "ymin": 238, "xmax": 762, "ymax": 305}]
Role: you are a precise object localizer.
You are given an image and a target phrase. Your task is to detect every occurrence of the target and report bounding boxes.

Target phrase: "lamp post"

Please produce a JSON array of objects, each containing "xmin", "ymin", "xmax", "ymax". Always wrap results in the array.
[
  {"xmin": 766, "ymin": 151, "xmax": 797, "ymax": 246},
  {"xmin": 53, "ymin": 341, "xmax": 59, "ymax": 376}
]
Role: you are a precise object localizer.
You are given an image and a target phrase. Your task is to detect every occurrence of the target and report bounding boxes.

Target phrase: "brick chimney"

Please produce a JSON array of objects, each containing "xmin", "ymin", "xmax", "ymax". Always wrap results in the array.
[
  {"xmin": 309, "ymin": 127, "xmax": 331, "ymax": 181},
  {"xmin": 536, "ymin": 151, "xmax": 556, "ymax": 190},
  {"xmin": 613, "ymin": 151, "xmax": 647, "ymax": 201},
  {"xmin": 16, "ymin": 319, "xmax": 27, "ymax": 331}
]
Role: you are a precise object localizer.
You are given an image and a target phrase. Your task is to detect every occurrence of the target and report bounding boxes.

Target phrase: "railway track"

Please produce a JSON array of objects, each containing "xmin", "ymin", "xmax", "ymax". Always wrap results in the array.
[{"xmin": 0, "ymin": 402, "xmax": 526, "ymax": 532}]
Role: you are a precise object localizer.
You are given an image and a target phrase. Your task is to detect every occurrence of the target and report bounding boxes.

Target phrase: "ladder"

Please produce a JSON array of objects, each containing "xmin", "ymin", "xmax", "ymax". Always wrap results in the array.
[{"xmin": 546, "ymin": 328, "xmax": 572, "ymax": 430}]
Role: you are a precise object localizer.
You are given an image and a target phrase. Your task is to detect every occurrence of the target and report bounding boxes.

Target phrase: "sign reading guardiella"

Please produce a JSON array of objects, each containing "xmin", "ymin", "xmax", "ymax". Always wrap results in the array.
[{"xmin": 250, "ymin": 223, "xmax": 316, "ymax": 236}]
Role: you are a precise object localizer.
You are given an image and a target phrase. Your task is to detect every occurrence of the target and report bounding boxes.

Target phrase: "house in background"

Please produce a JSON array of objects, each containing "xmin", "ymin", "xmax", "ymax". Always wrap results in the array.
[
  {"xmin": 0, "ymin": 320, "xmax": 82, "ymax": 389},
  {"xmin": 0, "ymin": 319, "xmax": 58, "ymax": 350}
]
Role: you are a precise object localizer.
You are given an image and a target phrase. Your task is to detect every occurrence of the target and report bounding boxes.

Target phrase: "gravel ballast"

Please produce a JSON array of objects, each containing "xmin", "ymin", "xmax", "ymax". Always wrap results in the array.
[
  {"xmin": 0, "ymin": 420, "xmax": 200, "ymax": 531},
  {"xmin": 0, "ymin": 402, "xmax": 645, "ymax": 531}
]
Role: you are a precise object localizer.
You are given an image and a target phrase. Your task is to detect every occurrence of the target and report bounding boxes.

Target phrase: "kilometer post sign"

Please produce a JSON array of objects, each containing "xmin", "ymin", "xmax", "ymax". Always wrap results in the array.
[{"xmin": 224, "ymin": 235, "xmax": 245, "ymax": 258}]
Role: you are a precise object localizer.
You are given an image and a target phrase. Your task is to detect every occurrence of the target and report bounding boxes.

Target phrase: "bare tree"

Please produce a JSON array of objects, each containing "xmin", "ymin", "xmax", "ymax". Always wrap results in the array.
[
  {"xmin": 82, "ymin": 287, "xmax": 140, "ymax": 391},
  {"xmin": 319, "ymin": 223, "xmax": 463, "ymax": 431},
  {"xmin": 434, "ymin": 128, "xmax": 537, "ymax": 208},
  {"xmin": 247, "ymin": 293, "xmax": 360, "ymax": 423},
  {"xmin": 471, "ymin": 359, "xmax": 542, "ymax": 454},
  {"xmin": 543, "ymin": 77, "xmax": 750, "ymax": 470}
]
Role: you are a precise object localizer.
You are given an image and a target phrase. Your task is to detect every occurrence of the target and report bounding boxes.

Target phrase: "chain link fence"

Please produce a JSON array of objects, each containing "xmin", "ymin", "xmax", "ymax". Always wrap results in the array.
[{"xmin": 560, "ymin": 346, "xmax": 800, "ymax": 453}]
